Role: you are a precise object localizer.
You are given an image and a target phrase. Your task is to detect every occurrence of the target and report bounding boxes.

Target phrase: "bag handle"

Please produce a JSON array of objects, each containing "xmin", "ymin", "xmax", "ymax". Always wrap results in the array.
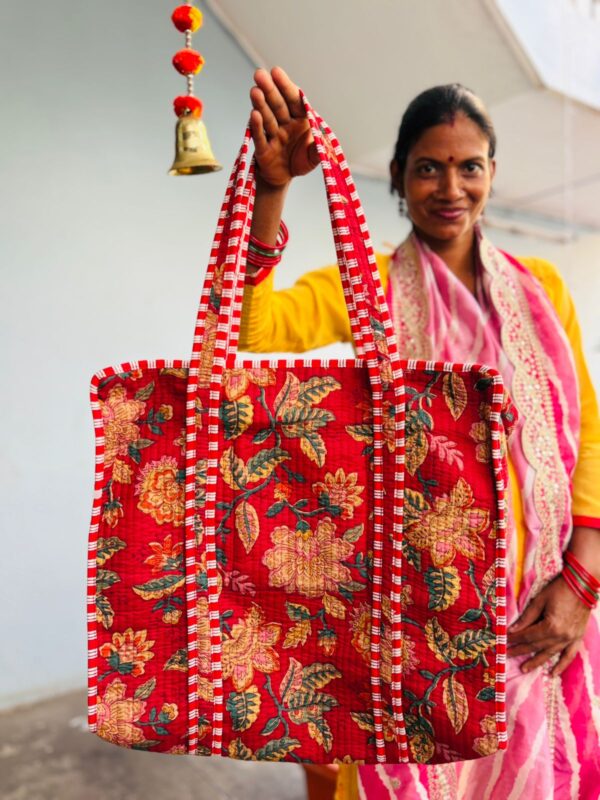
[{"xmin": 187, "ymin": 95, "xmax": 409, "ymax": 763}]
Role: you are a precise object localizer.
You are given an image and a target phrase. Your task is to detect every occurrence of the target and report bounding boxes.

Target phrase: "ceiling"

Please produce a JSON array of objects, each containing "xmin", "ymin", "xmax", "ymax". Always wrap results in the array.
[{"xmin": 207, "ymin": 0, "xmax": 600, "ymax": 233}]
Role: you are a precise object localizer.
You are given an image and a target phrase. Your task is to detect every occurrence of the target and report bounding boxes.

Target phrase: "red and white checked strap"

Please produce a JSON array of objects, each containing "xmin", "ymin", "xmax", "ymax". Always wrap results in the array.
[
  {"xmin": 184, "ymin": 134, "xmax": 255, "ymax": 754},
  {"xmin": 306, "ymin": 102, "xmax": 409, "ymax": 761},
  {"xmin": 188, "ymin": 93, "xmax": 411, "ymax": 762}
]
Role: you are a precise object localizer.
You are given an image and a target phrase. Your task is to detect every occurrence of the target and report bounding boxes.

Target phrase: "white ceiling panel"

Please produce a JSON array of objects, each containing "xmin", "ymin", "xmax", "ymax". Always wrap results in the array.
[{"xmin": 208, "ymin": 0, "xmax": 600, "ymax": 230}]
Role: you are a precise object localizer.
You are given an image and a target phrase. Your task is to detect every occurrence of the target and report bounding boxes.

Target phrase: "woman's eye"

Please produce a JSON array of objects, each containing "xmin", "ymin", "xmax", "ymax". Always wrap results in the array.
[
  {"xmin": 464, "ymin": 162, "xmax": 483, "ymax": 174},
  {"xmin": 418, "ymin": 164, "xmax": 437, "ymax": 175}
]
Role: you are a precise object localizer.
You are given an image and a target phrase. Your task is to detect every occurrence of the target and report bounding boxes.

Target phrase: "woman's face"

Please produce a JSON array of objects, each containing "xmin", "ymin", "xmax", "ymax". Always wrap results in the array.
[{"xmin": 391, "ymin": 113, "xmax": 495, "ymax": 247}]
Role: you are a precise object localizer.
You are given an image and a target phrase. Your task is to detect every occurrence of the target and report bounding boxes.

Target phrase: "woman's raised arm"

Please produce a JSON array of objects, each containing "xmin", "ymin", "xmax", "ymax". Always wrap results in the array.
[{"xmin": 248, "ymin": 67, "xmax": 319, "ymax": 250}]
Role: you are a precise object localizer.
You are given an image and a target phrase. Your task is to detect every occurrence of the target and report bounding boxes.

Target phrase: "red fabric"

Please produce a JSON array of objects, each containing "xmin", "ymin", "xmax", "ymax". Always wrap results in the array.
[
  {"xmin": 244, "ymin": 265, "xmax": 274, "ymax": 286},
  {"xmin": 572, "ymin": 515, "xmax": 600, "ymax": 530},
  {"xmin": 91, "ymin": 359, "xmax": 508, "ymax": 762}
]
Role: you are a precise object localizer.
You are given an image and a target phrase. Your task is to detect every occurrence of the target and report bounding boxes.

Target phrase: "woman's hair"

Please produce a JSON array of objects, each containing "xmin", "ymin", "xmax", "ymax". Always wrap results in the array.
[{"xmin": 390, "ymin": 83, "xmax": 496, "ymax": 193}]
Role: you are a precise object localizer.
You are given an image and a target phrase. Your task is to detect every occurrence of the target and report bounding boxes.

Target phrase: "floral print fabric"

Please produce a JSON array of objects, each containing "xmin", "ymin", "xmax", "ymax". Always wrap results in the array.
[{"xmin": 90, "ymin": 359, "xmax": 510, "ymax": 763}]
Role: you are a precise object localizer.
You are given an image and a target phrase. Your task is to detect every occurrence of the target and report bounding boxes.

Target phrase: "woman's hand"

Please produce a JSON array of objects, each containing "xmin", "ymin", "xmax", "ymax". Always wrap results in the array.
[
  {"xmin": 507, "ymin": 575, "xmax": 591, "ymax": 676},
  {"xmin": 250, "ymin": 66, "xmax": 319, "ymax": 188}
]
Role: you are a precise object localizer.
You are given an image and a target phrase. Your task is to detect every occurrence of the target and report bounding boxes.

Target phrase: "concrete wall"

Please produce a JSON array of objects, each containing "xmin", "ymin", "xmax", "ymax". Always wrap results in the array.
[{"xmin": 1, "ymin": 3, "xmax": 598, "ymax": 709}]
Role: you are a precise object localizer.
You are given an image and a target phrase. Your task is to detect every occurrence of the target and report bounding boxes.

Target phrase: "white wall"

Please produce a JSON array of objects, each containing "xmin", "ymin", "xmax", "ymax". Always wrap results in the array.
[{"xmin": 1, "ymin": 3, "xmax": 598, "ymax": 709}]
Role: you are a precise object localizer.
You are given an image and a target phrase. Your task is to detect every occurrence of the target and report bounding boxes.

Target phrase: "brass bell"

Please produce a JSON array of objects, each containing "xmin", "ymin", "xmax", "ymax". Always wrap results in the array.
[{"xmin": 168, "ymin": 114, "xmax": 222, "ymax": 175}]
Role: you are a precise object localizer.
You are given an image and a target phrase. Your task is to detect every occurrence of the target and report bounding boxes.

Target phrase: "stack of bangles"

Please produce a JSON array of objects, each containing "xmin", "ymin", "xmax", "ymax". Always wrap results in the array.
[
  {"xmin": 561, "ymin": 550, "xmax": 600, "ymax": 608},
  {"xmin": 246, "ymin": 221, "xmax": 289, "ymax": 282}
]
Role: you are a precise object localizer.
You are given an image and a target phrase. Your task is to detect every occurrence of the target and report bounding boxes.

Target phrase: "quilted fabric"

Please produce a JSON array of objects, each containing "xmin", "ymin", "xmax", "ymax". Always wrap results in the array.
[
  {"xmin": 87, "ymin": 94, "xmax": 512, "ymax": 764},
  {"xmin": 88, "ymin": 358, "xmax": 510, "ymax": 763}
]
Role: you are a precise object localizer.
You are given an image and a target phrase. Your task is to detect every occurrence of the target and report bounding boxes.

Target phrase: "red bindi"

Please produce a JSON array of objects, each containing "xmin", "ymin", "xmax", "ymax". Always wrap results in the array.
[{"xmin": 448, "ymin": 156, "xmax": 454, "ymax": 163}]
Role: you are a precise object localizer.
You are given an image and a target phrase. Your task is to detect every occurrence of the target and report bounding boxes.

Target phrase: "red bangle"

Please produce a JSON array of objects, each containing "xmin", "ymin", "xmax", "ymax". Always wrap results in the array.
[
  {"xmin": 561, "ymin": 568, "xmax": 598, "ymax": 609},
  {"xmin": 247, "ymin": 221, "xmax": 289, "ymax": 270},
  {"xmin": 564, "ymin": 550, "xmax": 600, "ymax": 592}
]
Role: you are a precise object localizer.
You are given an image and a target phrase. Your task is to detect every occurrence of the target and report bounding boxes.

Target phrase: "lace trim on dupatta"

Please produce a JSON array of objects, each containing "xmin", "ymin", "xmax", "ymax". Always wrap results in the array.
[
  {"xmin": 388, "ymin": 236, "xmax": 432, "ymax": 359},
  {"xmin": 478, "ymin": 238, "xmax": 570, "ymax": 594}
]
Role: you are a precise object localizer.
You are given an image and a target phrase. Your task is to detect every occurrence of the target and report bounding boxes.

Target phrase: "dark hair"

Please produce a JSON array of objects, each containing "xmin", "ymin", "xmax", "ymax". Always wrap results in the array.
[{"xmin": 390, "ymin": 83, "xmax": 496, "ymax": 193}]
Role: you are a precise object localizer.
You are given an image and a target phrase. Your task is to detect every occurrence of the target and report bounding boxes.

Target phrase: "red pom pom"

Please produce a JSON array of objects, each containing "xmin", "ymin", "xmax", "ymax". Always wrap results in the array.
[
  {"xmin": 171, "ymin": 5, "xmax": 203, "ymax": 33},
  {"xmin": 172, "ymin": 48, "xmax": 205, "ymax": 75},
  {"xmin": 173, "ymin": 95, "xmax": 204, "ymax": 118}
]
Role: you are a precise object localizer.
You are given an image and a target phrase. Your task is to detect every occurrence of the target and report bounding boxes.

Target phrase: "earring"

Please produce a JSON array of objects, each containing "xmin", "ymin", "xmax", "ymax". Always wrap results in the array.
[{"xmin": 398, "ymin": 197, "xmax": 407, "ymax": 216}]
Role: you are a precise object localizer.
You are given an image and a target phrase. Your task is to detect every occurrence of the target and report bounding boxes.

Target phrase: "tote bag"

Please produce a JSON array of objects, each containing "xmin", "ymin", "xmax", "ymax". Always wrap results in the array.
[{"xmin": 87, "ymin": 94, "xmax": 510, "ymax": 765}]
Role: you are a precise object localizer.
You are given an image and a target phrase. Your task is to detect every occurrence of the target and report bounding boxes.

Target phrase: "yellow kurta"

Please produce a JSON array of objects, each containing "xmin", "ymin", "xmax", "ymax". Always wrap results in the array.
[{"xmin": 239, "ymin": 253, "xmax": 600, "ymax": 594}]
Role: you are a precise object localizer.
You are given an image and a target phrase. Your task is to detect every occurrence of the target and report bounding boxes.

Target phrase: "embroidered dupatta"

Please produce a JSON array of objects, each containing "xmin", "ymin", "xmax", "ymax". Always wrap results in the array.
[{"xmin": 356, "ymin": 230, "xmax": 600, "ymax": 799}]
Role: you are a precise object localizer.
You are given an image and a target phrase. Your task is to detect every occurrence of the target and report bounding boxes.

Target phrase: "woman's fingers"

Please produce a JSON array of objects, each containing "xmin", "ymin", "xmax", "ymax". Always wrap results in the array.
[
  {"xmin": 508, "ymin": 594, "xmax": 544, "ymax": 635},
  {"xmin": 254, "ymin": 68, "xmax": 292, "ymax": 126},
  {"xmin": 551, "ymin": 642, "xmax": 580, "ymax": 677},
  {"xmin": 250, "ymin": 86, "xmax": 279, "ymax": 140},
  {"xmin": 249, "ymin": 109, "xmax": 268, "ymax": 156},
  {"xmin": 520, "ymin": 647, "xmax": 561, "ymax": 673},
  {"xmin": 271, "ymin": 66, "xmax": 305, "ymax": 118}
]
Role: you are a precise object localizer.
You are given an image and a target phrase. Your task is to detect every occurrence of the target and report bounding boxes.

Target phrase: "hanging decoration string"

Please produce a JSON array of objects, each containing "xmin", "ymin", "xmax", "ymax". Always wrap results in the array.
[{"xmin": 169, "ymin": 2, "xmax": 221, "ymax": 174}]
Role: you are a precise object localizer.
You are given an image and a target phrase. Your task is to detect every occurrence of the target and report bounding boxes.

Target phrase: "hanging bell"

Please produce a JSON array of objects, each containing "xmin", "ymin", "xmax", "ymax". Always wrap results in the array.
[{"xmin": 168, "ymin": 114, "xmax": 222, "ymax": 175}]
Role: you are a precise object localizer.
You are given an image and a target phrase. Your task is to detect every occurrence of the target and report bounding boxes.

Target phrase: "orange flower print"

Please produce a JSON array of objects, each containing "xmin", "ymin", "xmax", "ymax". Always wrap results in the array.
[
  {"xmin": 400, "ymin": 584, "xmax": 414, "ymax": 608},
  {"xmin": 162, "ymin": 608, "xmax": 182, "ymax": 625},
  {"xmin": 469, "ymin": 403, "xmax": 491, "ymax": 464},
  {"xmin": 99, "ymin": 628, "xmax": 155, "ymax": 678},
  {"xmin": 350, "ymin": 601, "xmax": 390, "ymax": 684},
  {"xmin": 160, "ymin": 703, "xmax": 178, "ymax": 722},
  {"xmin": 410, "ymin": 732, "xmax": 435, "ymax": 763},
  {"xmin": 262, "ymin": 519, "xmax": 354, "ymax": 598},
  {"xmin": 406, "ymin": 477, "xmax": 489, "ymax": 567},
  {"xmin": 101, "ymin": 385, "xmax": 146, "ymax": 467},
  {"xmin": 112, "ymin": 459, "xmax": 133, "ymax": 484},
  {"xmin": 96, "ymin": 678, "xmax": 147, "ymax": 747},
  {"xmin": 144, "ymin": 533, "xmax": 183, "ymax": 574},
  {"xmin": 222, "ymin": 367, "xmax": 276, "ymax": 401},
  {"xmin": 136, "ymin": 456, "xmax": 185, "ymax": 527},
  {"xmin": 350, "ymin": 598, "xmax": 415, "ymax": 682},
  {"xmin": 483, "ymin": 669, "xmax": 496, "ymax": 687},
  {"xmin": 102, "ymin": 502, "xmax": 124, "ymax": 528},
  {"xmin": 174, "ymin": 427, "xmax": 186, "ymax": 455},
  {"xmin": 222, "ymin": 605, "xmax": 281, "ymax": 691},
  {"xmin": 312, "ymin": 468, "xmax": 364, "ymax": 520},
  {"xmin": 158, "ymin": 404, "xmax": 173, "ymax": 421},
  {"xmin": 401, "ymin": 633, "xmax": 419, "ymax": 674},
  {"xmin": 473, "ymin": 715, "xmax": 499, "ymax": 756},
  {"xmin": 318, "ymin": 629, "xmax": 338, "ymax": 656},
  {"xmin": 349, "ymin": 602, "xmax": 371, "ymax": 664},
  {"xmin": 274, "ymin": 481, "xmax": 292, "ymax": 502}
]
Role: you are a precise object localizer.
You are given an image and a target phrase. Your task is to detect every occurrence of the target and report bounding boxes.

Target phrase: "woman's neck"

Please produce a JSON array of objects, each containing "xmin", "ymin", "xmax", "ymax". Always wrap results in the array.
[{"xmin": 414, "ymin": 227, "xmax": 478, "ymax": 292}]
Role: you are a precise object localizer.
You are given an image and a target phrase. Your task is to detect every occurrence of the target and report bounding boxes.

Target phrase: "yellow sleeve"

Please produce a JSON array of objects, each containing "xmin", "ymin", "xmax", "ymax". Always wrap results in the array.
[
  {"xmin": 519, "ymin": 256, "xmax": 600, "ymax": 524},
  {"xmin": 238, "ymin": 253, "xmax": 390, "ymax": 353}
]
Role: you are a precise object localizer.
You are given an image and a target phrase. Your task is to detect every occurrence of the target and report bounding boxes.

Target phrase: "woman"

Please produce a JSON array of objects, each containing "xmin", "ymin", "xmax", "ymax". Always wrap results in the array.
[{"xmin": 239, "ymin": 67, "xmax": 600, "ymax": 799}]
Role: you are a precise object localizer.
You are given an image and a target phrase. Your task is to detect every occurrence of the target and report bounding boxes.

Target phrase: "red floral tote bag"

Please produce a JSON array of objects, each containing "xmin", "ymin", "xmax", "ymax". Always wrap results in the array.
[{"xmin": 87, "ymin": 93, "xmax": 512, "ymax": 765}]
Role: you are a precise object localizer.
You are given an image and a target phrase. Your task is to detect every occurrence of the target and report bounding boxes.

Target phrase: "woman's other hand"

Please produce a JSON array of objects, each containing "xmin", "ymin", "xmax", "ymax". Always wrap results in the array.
[
  {"xmin": 250, "ymin": 66, "xmax": 319, "ymax": 187},
  {"xmin": 507, "ymin": 575, "xmax": 591, "ymax": 676}
]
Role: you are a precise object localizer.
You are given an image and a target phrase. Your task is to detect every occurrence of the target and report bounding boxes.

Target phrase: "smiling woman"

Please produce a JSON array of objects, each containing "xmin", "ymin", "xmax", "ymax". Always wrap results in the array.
[{"xmin": 238, "ymin": 67, "xmax": 600, "ymax": 800}]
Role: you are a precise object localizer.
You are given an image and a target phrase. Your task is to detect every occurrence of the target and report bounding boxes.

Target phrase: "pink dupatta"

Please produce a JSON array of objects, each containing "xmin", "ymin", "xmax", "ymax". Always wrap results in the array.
[{"xmin": 357, "ymin": 230, "xmax": 600, "ymax": 799}]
